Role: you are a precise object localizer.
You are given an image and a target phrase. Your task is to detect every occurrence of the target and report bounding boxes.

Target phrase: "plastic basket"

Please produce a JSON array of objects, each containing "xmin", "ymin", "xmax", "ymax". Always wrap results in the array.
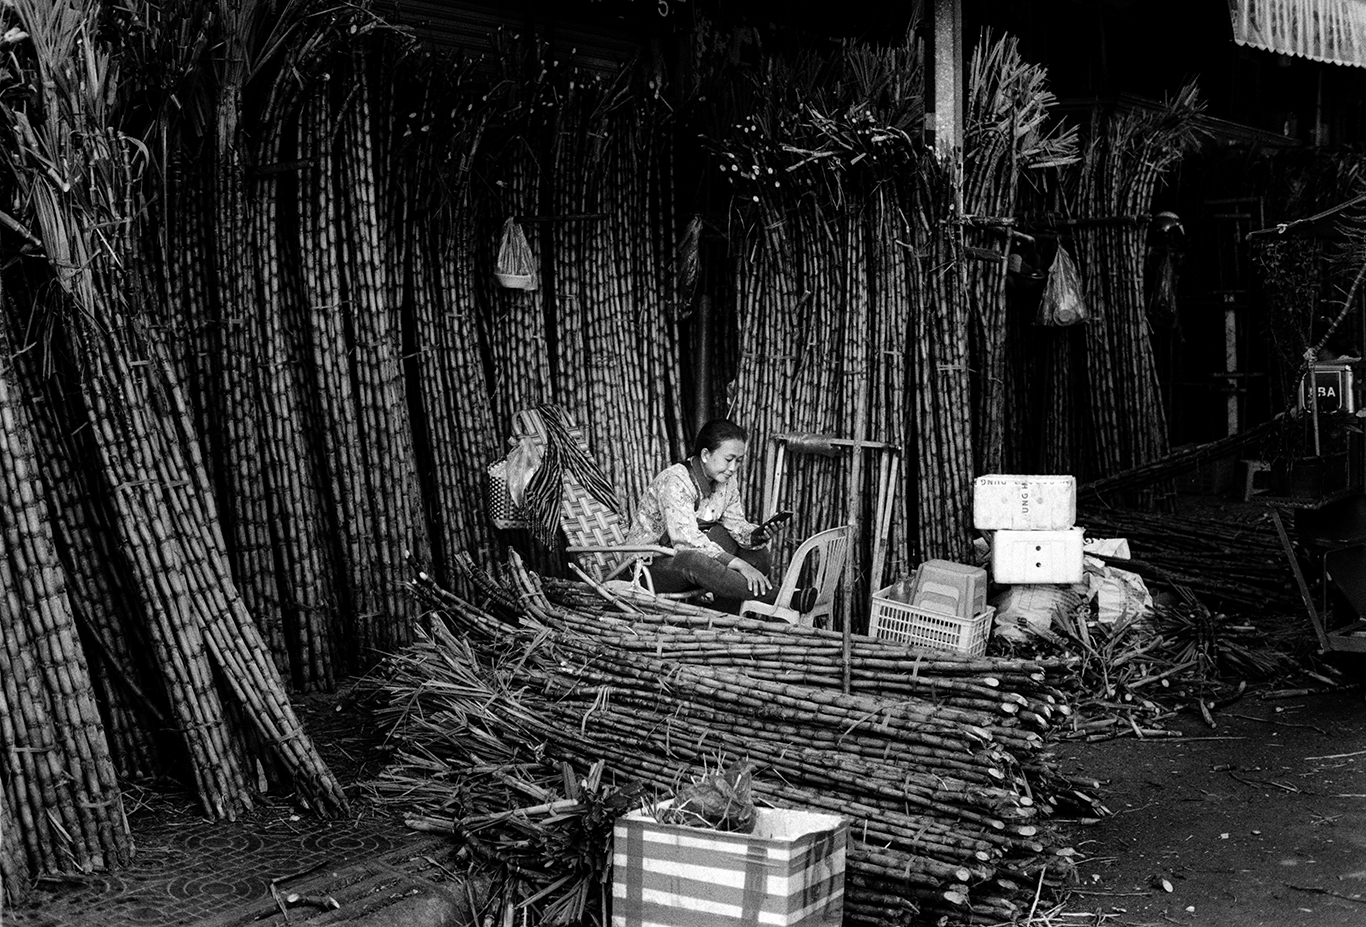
[
  {"xmin": 870, "ymin": 580, "xmax": 994, "ymax": 656},
  {"xmin": 485, "ymin": 459, "xmax": 529, "ymax": 530}
]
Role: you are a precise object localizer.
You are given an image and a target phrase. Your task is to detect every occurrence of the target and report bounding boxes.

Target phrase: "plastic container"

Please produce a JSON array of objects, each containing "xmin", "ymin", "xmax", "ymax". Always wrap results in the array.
[
  {"xmin": 990, "ymin": 527, "xmax": 1085, "ymax": 585},
  {"xmin": 870, "ymin": 579, "xmax": 995, "ymax": 656},
  {"xmin": 973, "ymin": 474, "xmax": 1077, "ymax": 531},
  {"xmin": 909, "ymin": 559, "xmax": 988, "ymax": 620}
]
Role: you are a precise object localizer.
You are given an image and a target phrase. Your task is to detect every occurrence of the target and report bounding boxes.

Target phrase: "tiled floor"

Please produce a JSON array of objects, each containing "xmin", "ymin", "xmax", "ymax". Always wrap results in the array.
[
  {"xmin": 3, "ymin": 796, "xmax": 465, "ymax": 927},
  {"xmin": 2, "ymin": 688, "xmax": 470, "ymax": 927}
]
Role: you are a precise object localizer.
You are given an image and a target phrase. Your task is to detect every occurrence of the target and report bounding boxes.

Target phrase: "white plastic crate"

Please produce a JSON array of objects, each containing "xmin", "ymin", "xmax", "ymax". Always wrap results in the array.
[{"xmin": 870, "ymin": 580, "xmax": 994, "ymax": 656}]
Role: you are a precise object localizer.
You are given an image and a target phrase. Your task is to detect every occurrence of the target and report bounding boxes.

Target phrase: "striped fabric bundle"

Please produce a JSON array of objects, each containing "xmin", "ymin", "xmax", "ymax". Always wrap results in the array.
[{"xmin": 521, "ymin": 404, "xmax": 623, "ymax": 545}]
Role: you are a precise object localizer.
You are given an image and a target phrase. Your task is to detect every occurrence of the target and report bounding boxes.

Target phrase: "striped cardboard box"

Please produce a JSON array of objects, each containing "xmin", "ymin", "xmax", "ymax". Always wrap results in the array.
[{"xmin": 612, "ymin": 806, "xmax": 847, "ymax": 927}]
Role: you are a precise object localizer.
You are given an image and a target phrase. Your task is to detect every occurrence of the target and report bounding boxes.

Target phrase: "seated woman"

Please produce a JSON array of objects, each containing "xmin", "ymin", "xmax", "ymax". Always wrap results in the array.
[{"xmin": 622, "ymin": 418, "xmax": 776, "ymax": 613}]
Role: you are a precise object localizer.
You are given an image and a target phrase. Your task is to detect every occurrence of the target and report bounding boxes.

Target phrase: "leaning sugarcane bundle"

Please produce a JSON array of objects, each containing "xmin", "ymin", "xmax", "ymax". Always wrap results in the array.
[
  {"xmin": 382, "ymin": 43, "xmax": 504, "ymax": 584},
  {"xmin": 0, "ymin": 0, "xmax": 349, "ymax": 844},
  {"xmin": 238, "ymin": 22, "xmax": 391, "ymax": 689},
  {"xmin": 8, "ymin": 337, "xmax": 166, "ymax": 780},
  {"xmin": 294, "ymin": 77, "xmax": 384, "ymax": 661},
  {"xmin": 0, "ymin": 316, "xmax": 131, "ymax": 876},
  {"xmin": 1, "ymin": 784, "xmax": 28, "ymax": 905}
]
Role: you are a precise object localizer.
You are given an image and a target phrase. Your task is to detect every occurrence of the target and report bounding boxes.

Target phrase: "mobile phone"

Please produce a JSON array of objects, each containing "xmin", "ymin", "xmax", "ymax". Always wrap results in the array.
[{"xmin": 759, "ymin": 510, "xmax": 794, "ymax": 530}]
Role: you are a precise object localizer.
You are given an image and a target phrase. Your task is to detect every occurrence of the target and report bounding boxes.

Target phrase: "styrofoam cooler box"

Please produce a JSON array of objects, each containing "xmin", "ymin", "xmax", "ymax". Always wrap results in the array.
[
  {"xmin": 991, "ymin": 527, "xmax": 1086, "ymax": 584},
  {"xmin": 973, "ymin": 474, "xmax": 1077, "ymax": 530},
  {"xmin": 612, "ymin": 806, "xmax": 847, "ymax": 927},
  {"xmin": 911, "ymin": 559, "xmax": 988, "ymax": 619}
]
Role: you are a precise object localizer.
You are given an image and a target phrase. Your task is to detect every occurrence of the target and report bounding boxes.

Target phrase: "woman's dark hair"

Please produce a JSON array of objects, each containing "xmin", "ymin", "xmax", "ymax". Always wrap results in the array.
[{"xmin": 692, "ymin": 418, "xmax": 748, "ymax": 456}]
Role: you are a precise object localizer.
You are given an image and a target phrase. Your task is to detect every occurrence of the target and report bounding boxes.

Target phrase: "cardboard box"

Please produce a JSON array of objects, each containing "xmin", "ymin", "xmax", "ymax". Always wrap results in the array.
[
  {"xmin": 973, "ymin": 474, "xmax": 1077, "ymax": 531},
  {"xmin": 991, "ymin": 527, "xmax": 1086, "ymax": 585},
  {"xmin": 612, "ymin": 806, "xmax": 847, "ymax": 927}
]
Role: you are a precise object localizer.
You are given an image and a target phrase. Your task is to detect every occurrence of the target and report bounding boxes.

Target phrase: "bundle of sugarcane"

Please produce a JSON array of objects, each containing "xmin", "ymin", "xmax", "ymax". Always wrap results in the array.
[
  {"xmin": 2, "ymin": 784, "xmax": 29, "ymax": 905},
  {"xmin": 546, "ymin": 66, "xmax": 684, "ymax": 507},
  {"xmin": 1012, "ymin": 585, "xmax": 1303, "ymax": 743},
  {"xmin": 963, "ymin": 33, "xmax": 1078, "ymax": 476},
  {"xmin": 10, "ymin": 344, "xmax": 166, "ymax": 783},
  {"xmin": 135, "ymin": 1, "xmax": 394, "ymax": 682},
  {"xmin": 713, "ymin": 41, "xmax": 922, "ymax": 589},
  {"xmin": 907, "ymin": 155, "xmax": 977, "ymax": 562},
  {"xmin": 445, "ymin": 38, "xmax": 687, "ymax": 512},
  {"xmin": 379, "ymin": 44, "xmax": 505, "ymax": 587},
  {"xmin": 372, "ymin": 552, "xmax": 1097, "ymax": 925},
  {"xmin": 238, "ymin": 19, "xmax": 384, "ymax": 690},
  {"xmin": 292, "ymin": 75, "xmax": 386, "ymax": 665},
  {"xmin": 330, "ymin": 47, "xmax": 432, "ymax": 654},
  {"xmin": 0, "ymin": 316, "xmax": 131, "ymax": 877},
  {"xmin": 1044, "ymin": 85, "xmax": 1205, "ymax": 481},
  {"xmin": 1076, "ymin": 505, "xmax": 1297, "ymax": 613},
  {"xmin": 0, "ymin": 0, "xmax": 348, "ymax": 846}
]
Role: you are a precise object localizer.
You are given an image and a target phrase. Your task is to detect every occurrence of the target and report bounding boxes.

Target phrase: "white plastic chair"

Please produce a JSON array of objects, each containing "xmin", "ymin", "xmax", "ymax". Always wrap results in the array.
[{"xmin": 739, "ymin": 526, "xmax": 850, "ymax": 627}]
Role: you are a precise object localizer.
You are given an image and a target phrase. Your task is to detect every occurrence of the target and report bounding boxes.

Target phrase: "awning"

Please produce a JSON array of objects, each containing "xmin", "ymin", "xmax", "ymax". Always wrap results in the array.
[{"xmin": 1229, "ymin": 0, "xmax": 1366, "ymax": 68}]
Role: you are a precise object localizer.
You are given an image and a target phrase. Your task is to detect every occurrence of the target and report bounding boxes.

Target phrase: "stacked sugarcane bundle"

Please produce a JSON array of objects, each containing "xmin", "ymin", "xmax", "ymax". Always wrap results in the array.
[
  {"xmin": 962, "ymin": 33, "xmax": 1078, "ymax": 476},
  {"xmin": 370, "ymin": 551, "xmax": 1097, "ymax": 926},
  {"xmin": 0, "ymin": 0, "xmax": 349, "ymax": 869},
  {"xmin": 1015, "ymin": 85, "xmax": 1205, "ymax": 481}
]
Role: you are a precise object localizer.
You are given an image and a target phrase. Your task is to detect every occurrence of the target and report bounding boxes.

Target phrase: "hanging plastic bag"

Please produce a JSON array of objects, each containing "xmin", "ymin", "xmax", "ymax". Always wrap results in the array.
[
  {"xmin": 503, "ymin": 437, "xmax": 542, "ymax": 508},
  {"xmin": 1034, "ymin": 244, "xmax": 1089, "ymax": 326},
  {"xmin": 495, "ymin": 217, "xmax": 538, "ymax": 290}
]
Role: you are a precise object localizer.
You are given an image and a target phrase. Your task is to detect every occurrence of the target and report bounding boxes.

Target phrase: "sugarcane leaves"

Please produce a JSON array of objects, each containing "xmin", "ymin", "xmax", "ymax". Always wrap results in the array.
[
  {"xmin": 701, "ymin": 35, "xmax": 927, "ymax": 211},
  {"xmin": 657, "ymin": 755, "xmax": 757, "ymax": 833}
]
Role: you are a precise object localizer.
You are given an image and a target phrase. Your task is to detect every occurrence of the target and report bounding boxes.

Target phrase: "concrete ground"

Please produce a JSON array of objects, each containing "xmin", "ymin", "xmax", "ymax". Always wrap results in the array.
[
  {"xmin": 1055, "ymin": 681, "xmax": 1366, "ymax": 927},
  {"xmin": 0, "ymin": 691, "xmax": 474, "ymax": 927}
]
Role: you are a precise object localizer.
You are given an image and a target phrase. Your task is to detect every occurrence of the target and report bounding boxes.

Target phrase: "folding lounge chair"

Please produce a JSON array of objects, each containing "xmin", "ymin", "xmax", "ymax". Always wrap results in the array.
[{"xmin": 500, "ymin": 406, "xmax": 694, "ymax": 597}]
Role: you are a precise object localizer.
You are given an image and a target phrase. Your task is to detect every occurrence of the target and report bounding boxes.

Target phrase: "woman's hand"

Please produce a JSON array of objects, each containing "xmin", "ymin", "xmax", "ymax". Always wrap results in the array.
[{"xmin": 732, "ymin": 559, "xmax": 772, "ymax": 597}]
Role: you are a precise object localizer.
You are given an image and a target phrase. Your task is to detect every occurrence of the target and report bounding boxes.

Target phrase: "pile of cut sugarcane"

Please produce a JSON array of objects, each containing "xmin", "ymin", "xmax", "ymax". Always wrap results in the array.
[
  {"xmin": 370, "ymin": 552, "xmax": 1100, "ymax": 926},
  {"xmin": 1004, "ymin": 582, "xmax": 1321, "ymax": 743}
]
